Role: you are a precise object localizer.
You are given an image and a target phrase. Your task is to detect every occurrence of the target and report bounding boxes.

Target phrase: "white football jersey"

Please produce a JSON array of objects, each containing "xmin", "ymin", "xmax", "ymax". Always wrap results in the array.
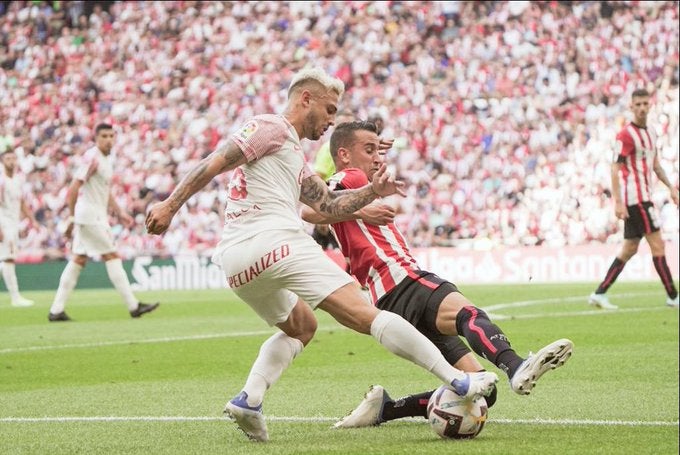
[
  {"xmin": 73, "ymin": 146, "xmax": 113, "ymax": 225},
  {"xmin": 215, "ymin": 114, "xmax": 314, "ymax": 249},
  {"xmin": 0, "ymin": 172, "xmax": 25, "ymax": 228}
]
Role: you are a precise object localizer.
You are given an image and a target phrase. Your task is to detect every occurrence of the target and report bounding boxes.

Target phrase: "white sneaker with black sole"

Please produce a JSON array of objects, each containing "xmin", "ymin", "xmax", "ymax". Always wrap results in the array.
[{"xmin": 510, "ymin": 338, "xmax": 574, "ymax": 395}]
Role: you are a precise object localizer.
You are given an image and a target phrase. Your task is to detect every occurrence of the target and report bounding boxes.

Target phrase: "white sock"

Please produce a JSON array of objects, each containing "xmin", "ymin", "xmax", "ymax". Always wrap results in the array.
[
  {"xmin": 242, "ymin": 332, "xmax": 304, "ymax": 407},
  {"xmin": 370, "ymin": 310, "xmax": 465, "ymax": 384},
  {"xmin": 2, "ymin": 262, "xmax": 21, "ymax": 302},
  {"xmin": 105, "ymin": 258, "xmax": 138, "ymax": 310},
  {"xmin": 50, "ymin": 261, "xmax": 83, "ymax": 314}
]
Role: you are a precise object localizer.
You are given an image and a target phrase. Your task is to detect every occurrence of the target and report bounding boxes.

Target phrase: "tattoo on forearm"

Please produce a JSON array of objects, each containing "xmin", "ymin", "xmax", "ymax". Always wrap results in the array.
[
  {"xmin": 167, "ymin": 160, "xmax": 210, "ymax": 210},
  {"xmin": 321, "ymin": 187, "xmax": 376, "ymax": 217},
  {"xmin": 301, "ymin": 177, "xmax": 377, "ymax": 217}
]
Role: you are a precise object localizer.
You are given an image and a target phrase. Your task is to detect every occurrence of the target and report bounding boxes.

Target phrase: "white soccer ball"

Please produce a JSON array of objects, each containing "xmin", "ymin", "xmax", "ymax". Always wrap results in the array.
[{"xmin": 427, "ymin": 385, "xmax": 488, "ymax": 439}]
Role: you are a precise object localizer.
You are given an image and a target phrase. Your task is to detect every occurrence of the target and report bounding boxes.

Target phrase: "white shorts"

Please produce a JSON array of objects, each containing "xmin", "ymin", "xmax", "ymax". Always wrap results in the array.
[
  {"xmin": 214, "ymin": 229, "xmax": 354, "ymax": 326},
  {"xmin": 0, "ymin": 228, "xmax": 18, "ymax": 261},
  {"xmin": 72, "ymin": 224, "xmax": 116, "ymax": 256}
]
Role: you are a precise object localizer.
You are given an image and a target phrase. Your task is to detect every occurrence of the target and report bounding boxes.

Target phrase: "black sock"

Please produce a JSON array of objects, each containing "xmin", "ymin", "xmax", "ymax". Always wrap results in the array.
[
  {"xmin": 653, "ymin": 256, "xmax": 678, "ymax": 299},
  {"xmin": 455, "ymin": 306, "xmax": 524, "ymax": 379},
  {"xmin": 595, "ymin": 257, "xmax": 626, "ymax": 294},
  {"xmin": 380, "ymin": 378, "xmax": 498, "ymax": 422},
  {"xmin": 381, "ymin": 391, "xmax": 432, "ymax": 421}
]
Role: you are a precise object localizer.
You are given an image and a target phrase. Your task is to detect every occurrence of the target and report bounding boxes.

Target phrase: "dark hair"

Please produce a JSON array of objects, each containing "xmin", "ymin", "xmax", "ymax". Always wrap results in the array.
[
  {"xmin": 95, "ymin": 123, "xmax": 113, "ymax": 135},
  {"xmin": 631, "ymin": 88, "xmax": 650, "ymax": 99},
  {"xmin": 330, "ymin": 121, "xmax": 378, "ymax": 159}
]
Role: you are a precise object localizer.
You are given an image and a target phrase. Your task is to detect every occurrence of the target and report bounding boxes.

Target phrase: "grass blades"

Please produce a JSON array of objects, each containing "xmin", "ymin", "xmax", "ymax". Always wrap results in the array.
[{"xmin": 0, "ymin": 281, "xmax": 678, "ymax": 454}]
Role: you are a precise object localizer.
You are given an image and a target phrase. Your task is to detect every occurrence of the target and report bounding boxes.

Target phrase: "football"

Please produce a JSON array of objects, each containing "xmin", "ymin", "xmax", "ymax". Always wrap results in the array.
[{"xmin": 427, "ymin": 385, "xmax": 488, "ymax": 439}]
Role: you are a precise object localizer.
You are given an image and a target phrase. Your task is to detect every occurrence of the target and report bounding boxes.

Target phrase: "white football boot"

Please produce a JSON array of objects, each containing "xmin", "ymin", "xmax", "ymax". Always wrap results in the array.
[
  {"xmin": 666, "ymin": 295, "xmax": 679, "ymax": 308},
  {"xmin": 450, "ymin": 371, "xmax": 499, "ymax": 399},
  {"xmin": 588, "ymin": 293, "xmax": 618, "ymax": 310},
  {"xmin": 510, "ymin": 338, "xmax": 574, "ymax": 395},
  {"xmin": 11, "ymin": 296, "xmax": 34, "ymax": 307},
  {"xmin": 223, "ymin": 392, "xmax": 268, "ymax": 442},
  {"xmin": 334, "ymin": 385, "xmax": 391, "ymax": 429}
]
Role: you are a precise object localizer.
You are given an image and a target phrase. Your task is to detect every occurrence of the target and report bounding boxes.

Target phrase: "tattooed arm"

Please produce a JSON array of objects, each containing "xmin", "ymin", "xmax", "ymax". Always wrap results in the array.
[
  {"xmin": 146, "ymin": 140, "xmax": 247, "ymax": 234},
  {"xmin": 299, "ymin": 164, "xmax": 405, "ymax": 218}
]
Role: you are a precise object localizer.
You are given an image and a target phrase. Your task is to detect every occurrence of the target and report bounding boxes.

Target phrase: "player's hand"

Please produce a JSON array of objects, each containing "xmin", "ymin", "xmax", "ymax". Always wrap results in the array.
[
  {"xmin": 378, "ymin": 138, "xmax": 394, "ymax": 155},
  {"xmin": 370, "ymin": 164, "xmax": 406, "ymax": 198},
  {"xmin": 614, "ymin": 201, "xmax": 629, "ymax": 220},
  {"xmin": 146, "ymin": 202, "xmax": 174, "ymax": 235},
  {"xmin": 359, "ymin": 203, "xmax": 396, "ymax": 225}
]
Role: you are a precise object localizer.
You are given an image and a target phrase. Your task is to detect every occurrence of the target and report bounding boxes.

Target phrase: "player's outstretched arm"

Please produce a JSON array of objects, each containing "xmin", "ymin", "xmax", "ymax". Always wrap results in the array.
[
  {"xmin": 146, "ymin": 140, "xmax": 247, "ymax": 235},
  {"xmin": 300, "ymin": 203, "xmax": 395, "ymax": 225},
  {"xmin": 299, "ymin": 164, "xmax": 404, "ymax": 219}
]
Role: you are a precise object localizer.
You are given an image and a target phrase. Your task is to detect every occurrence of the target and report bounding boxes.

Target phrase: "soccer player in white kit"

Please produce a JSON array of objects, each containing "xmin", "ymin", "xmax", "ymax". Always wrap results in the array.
[
  {"xmin": 146, "ymin": 68, "xmax": 498, "ymax": 442},
  {"xmin": 48, "ymin": 124, "xmax": 159, "ymax": 321},
  {"xmin": 0, "ymin": 148, "xmax": 37, "ymax": 307}
]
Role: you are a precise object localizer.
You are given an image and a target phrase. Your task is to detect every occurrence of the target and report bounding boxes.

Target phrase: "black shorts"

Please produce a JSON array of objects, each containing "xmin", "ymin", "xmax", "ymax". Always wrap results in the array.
[
  {"xmin": 311, "ymin": 225, "xmax": 339, "ymax": 250},
  {"xmin": 375, "ymin": 271, "xmax": 472, "ymax": 366},
  {"xmin": 624, "ymin": 201, "xmax": 660, "ymax": 239}
]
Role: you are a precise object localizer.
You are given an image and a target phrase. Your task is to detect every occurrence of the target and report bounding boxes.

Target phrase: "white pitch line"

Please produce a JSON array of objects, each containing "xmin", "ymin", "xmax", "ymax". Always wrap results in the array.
[
  {"xmin": 0, "ymin": 331, "xmax": 273, "ymax": 355},
  {"xmin": 0, "ymin": 416, "xmax": 676, "ymax": 427},
  {"xmin": 482, "ymin": 291, "xmax": 662, "ymax": 312},
  {"xmin": 2, "ymin": 292, "xmax": 673, "ymax": 355},
  {"xmin": 0, "ymin": 326, "xmax": 342, "ymax": 355},
  {"xmin": 489, "ymin": 306, "xmax": 669, "ymax": 321}
]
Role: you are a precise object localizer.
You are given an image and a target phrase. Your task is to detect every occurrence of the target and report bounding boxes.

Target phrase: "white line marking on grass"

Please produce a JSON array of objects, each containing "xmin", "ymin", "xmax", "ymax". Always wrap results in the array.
[
  {"xmin": 0, "ymin": 331, "xmax": 272, "ymax": 355},
  {"xmin": 0, "ymin": 326, "xmax": 343, "ymax": 355},
  {"xmin": 2, "ymin": 292, "xmax": 671, "ymax": 355},
  {"xmin": 489, "ymin": 306, "xmax": 668, "ymax": 321},
  {"xmin": 0, "ymin": 416, "xmax": 676, "ymax": 427},
  {"xmin": 483, "ymin": 291, "xmax": 661, "ymax": 312}
]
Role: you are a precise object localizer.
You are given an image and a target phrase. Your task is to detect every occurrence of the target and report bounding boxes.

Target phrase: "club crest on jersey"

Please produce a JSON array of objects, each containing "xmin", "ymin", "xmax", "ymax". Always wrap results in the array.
[{"xmin": 237, "ymin": 120, "xmax": 258, "ymax": 141}]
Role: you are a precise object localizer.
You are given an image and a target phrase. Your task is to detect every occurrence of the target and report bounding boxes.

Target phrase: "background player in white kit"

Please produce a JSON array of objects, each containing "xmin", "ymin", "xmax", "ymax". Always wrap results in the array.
[
  {"xmin": 48, "ymin": 124, "xmax": 159, "ymax": 322},
  {"xmin": 146, "ymin": 67, "xmax": 498, "ymax": 442},
  {"xmin": 0, "ymin": 148, "xmax": 37, "ymax": 307}
]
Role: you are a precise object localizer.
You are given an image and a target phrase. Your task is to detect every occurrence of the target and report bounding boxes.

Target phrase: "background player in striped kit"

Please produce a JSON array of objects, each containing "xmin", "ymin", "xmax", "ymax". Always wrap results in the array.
[
  {"xmin": 301, "ymin": 120, "xmax": 573, "ymax": 428},
  {"xmin": 589, "ymin": 89, "xmax": 679, "ymax": 310},
  {"xmin": 0, "ymin": 148, "xmax": 37, "ymax": 307},
  {"xmin": 48, "ymin": 123, "xmax": 159, "ymax": 321}
]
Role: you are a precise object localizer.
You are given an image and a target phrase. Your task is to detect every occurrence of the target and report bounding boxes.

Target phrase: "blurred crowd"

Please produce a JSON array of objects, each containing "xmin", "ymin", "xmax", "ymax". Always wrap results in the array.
[{"xmin": 0, "ymin": 0, "xmax": 678, "ymax": 261}]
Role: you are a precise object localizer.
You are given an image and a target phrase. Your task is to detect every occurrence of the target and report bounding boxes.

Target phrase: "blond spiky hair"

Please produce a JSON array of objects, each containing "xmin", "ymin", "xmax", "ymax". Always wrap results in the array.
[{"xmin": 287, "ymin": 67, "xmax": 345, "ymax": 99}]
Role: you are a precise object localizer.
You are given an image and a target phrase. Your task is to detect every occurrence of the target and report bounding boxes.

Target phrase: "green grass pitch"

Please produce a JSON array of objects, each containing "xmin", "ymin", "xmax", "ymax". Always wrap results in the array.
[{"xmin": 1, "ymin": 281, "xmax": 678, "ymax": 454}]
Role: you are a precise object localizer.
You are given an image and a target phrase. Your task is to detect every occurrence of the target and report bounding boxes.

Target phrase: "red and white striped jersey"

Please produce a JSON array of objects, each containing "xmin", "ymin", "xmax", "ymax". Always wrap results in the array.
[
  {"xmin": 613, "ymin": 123, "xmax": 656, "ymax": 206},
  {"xmin": 328, "ymin": 168, "xmax": 421, "ymax": 304}
]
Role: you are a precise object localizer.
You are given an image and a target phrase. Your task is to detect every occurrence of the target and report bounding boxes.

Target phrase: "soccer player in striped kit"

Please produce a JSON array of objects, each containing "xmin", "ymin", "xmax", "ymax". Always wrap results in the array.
[
  {"xmin": 146, "ymin": 68, "xmax": 498, "ymax": 442},
  {"xmin": 301, "ymin": 121, "xmax": 573, "ymax": 428},
  {"xmin": 589, "ymin": 89, "xmax": 679, "ymax": 310}
]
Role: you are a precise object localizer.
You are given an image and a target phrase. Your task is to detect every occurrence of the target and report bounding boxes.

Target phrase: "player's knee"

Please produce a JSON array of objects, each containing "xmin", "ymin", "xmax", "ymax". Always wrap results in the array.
[
  {"xmin": 455, "ymin": 306, "xmax": 489, "ymax": 335},
  {"xmin": 298, "ymin": 319, "xmax": 317, "ymax": 346},
  {"xmin": 73, "ymin": 256, "xmax": 88, "ymax": 267}
]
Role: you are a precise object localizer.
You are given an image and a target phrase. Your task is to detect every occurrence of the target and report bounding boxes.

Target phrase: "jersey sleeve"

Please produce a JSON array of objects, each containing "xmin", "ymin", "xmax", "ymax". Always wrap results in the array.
[
  {"xmin": 613, "ymin": 129, "xmax": 634, "ymax": 164},
  {"xmin": 230, "ymin": 115, "xmax": 290, "ymax": 162},
  {"xmin": 73, "ymin": 148, "xmax": 98, "ymax": 182},
  {"xmin": 328, "ymin": 168, "xmax": 369, "ymax": 191}
]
